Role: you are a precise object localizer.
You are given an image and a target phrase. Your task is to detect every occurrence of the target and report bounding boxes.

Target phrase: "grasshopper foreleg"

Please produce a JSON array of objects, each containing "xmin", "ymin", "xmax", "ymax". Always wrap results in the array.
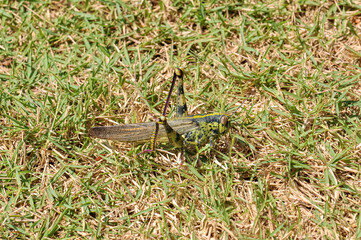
[{"xmin": 158, "ymin": 116, "xmax": 186, "ymax": 164}]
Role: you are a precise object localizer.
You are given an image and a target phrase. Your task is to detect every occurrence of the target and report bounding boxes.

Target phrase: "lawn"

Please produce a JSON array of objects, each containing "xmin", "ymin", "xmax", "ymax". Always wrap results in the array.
[{"xmin": 1, "ymin": 0, "xmax": 361, "ymax": 239}]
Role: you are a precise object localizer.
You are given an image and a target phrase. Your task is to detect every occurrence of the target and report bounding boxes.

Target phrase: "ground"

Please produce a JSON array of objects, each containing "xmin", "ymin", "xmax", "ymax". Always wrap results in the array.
[{"xmin": 1, "ymin": 0, "xmax": 361, "ymax": 239}]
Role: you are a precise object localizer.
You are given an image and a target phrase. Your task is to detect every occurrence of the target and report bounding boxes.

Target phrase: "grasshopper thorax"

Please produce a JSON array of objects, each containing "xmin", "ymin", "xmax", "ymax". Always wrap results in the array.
[{"xmin": 182, "ymin": 113, "xmax": 231, "ymax": 146}]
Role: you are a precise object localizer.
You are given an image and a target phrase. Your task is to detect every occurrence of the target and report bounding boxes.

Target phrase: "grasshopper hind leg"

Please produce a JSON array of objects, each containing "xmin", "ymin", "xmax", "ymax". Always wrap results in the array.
[
  {"xmin": 175, "ymin": 69, "xmax": 188, "ymax": 117},
  {"xmin": 138, "ymin": 69, "xmax": 187, "ymax": 165},
  {"xmin": 161, "ymin": 68, "xmax": 188, "ymax": 165}
]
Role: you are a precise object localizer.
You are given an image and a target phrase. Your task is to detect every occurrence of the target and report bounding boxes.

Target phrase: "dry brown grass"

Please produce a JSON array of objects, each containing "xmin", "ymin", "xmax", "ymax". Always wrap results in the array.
[{"xmin": 1, "ymin": 0, "xmax": 361, "ymax": 239}]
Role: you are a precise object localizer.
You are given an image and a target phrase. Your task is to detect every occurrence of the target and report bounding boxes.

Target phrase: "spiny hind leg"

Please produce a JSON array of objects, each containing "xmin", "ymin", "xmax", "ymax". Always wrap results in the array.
[
  {"xmin": 139, "ymin": 69, "xmax": 187, "ymax": 164},
  {"xmin": 137, "ymin": 69, "xmax": 180, "ymax": 156},
  {"xmin": 163, "ymin": 68, "xmax": 187, "ymax": 164},
  {"xmin": 175, "ymin": 69, "xmax": 188, "ymax": 117}
]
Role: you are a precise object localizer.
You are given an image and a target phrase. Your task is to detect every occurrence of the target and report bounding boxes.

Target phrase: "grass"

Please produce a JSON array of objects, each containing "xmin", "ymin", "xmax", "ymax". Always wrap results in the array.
[{"xmin": 1, "ymin": 0, "xmax": 361, "ymax": 239}]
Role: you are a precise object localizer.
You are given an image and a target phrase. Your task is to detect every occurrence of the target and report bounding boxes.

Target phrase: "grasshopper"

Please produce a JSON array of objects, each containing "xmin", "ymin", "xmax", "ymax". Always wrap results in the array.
[{"xmin": 89, "ymin": 69, "xmax": 241, "ymax": 164}]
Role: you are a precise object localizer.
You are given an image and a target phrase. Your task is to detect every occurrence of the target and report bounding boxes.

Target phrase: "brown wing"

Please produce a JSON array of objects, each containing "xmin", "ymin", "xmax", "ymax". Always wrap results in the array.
[{"xmin": 89, "ymin": 118, "xmax": 198, "ymax": 143}]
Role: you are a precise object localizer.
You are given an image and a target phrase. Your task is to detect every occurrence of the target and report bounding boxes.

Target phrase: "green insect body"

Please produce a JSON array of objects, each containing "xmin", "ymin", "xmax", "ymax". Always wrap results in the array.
[
  {"xmin": 88, "ymin": 114, "xmax": 229, "ymax": 145},
  {"xmin": 160, "ymin": 113, "xmax": 230, "ymax": 147},
  {"xmin": 89, "ymin": 69, "xmax": 233, "ymax": 162}
]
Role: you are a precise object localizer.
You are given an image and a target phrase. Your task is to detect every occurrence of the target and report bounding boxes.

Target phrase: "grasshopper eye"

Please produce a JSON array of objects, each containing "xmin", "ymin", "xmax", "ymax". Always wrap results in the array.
[{"xmin": 221, "ymin": 115, "xmax": 228, "ymax": 125}]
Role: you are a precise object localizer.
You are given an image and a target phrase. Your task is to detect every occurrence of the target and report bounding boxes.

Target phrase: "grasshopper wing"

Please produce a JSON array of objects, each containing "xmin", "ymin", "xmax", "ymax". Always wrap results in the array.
[{"xmin": 89, "ymin": 118, "xmax": 198, "ymax": 143}]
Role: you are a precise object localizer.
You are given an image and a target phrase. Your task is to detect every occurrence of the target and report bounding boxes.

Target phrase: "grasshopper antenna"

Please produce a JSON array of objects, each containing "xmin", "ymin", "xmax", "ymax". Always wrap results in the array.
[
  {"xmin": 230, "ymin": 97, "xmax": 248, "ymax": 118},
  {"xmin": 229, "ymin": 96, "xmax": 250, "ymax": 129}
]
